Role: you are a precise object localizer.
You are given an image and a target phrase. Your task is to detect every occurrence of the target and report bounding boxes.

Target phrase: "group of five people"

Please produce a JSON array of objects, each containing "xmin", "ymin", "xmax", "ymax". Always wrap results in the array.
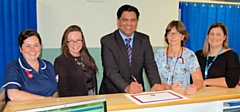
[{"xmin": 1, "ymin": 4, "xmax": 240, "ymax": 103}]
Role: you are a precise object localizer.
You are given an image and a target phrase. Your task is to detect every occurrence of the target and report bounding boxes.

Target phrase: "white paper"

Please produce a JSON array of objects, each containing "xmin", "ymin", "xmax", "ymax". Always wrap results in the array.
[{"xmin": 125, "ymin": 90, "xmax": 188, "ymax": 105}]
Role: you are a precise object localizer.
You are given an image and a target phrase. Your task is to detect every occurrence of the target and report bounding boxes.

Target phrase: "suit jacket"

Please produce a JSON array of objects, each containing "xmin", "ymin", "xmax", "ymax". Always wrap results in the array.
[{"xmin": 100, "ymin": 30, "xmax": 161, "ymax": 94}]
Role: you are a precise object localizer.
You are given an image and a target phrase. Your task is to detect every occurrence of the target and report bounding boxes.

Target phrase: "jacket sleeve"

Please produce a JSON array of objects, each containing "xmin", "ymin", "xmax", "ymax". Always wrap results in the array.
[
  {"xmin": 101, "ymin": 37, "xmax": 129, "ymax": 92},
  {"xmin": 143, "ymin": 36, "xmax": 161, "ymax": 86}
]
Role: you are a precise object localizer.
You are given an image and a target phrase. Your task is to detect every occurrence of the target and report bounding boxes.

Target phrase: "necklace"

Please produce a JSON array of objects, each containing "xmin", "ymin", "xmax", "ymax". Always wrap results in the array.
[{"xmin": 74, "ymin": 58, "xmax": 83, "ymax": 66}]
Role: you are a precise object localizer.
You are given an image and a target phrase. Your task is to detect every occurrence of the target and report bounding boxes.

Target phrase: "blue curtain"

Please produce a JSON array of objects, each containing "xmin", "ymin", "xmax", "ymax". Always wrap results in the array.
[
  {"xmin": 179, "ymin": 2, "xmax": 240, "ymax": 59},
  {"xmin": 0, "ymin": 0, "xmax": 37, "ymax": 86}
]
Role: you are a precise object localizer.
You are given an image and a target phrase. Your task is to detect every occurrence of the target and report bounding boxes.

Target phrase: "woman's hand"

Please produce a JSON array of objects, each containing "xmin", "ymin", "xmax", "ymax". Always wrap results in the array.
[
  {"xmin": 171, "ymin": 83, "xmax": 184, "ymax": 90},
  {"xmin": 151, "ymin": 84, "xmax": 164, "ymax": 91},
  {"xmin": 185, "ymin": 85, "xmax": 197, "ymax": 95},
  {"xmin": 161, "ymin": 82, "xmax": 171, "ymax": 90}
]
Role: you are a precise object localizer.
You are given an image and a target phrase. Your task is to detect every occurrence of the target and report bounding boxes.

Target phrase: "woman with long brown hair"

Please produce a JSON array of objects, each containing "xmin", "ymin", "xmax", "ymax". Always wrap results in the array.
[{"xmin": 54, "ymin": 25, "xmax": 98, "ymax": 97}]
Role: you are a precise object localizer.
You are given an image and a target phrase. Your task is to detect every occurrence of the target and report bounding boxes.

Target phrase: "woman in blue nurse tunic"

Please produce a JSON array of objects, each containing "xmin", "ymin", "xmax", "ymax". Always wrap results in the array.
[{"xmin": 2, "ymin": 29, "xmax": 58, "ymax": 103}]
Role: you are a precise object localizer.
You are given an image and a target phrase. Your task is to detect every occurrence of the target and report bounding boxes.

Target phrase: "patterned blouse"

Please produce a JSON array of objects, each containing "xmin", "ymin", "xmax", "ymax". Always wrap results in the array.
[{"xmin": 154, "ymin": 47, "xmax": 200, "ymax": 88}]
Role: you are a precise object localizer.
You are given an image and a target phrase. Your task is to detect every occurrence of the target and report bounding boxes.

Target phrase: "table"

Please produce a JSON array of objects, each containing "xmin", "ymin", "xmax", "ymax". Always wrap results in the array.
[{"xmin": 3, "ymin": 87, "xmax": 240, "ymax": 112}]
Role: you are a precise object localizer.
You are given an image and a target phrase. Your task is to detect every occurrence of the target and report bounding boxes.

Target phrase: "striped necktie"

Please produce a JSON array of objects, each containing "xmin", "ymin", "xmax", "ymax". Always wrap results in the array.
[{"xmin": 125, "ymin": 38, "xmax": 132, "ymax": 65}]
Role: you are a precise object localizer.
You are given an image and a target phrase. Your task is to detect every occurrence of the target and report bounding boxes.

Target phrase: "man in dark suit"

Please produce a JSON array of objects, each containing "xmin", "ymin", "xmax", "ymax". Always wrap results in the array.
[{"xmin": 100, "ymin": 4, "xmax": 163, "ymax": 94}]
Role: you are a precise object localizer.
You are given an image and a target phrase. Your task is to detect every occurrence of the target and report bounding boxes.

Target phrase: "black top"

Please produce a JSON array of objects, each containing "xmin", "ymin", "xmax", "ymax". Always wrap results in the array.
[
  {"xmin": 195, "ymin": 50, "xmax": 240, "ymax": 88},
  {"xmin": 54, "ymin": 54, "xmax": 97, "ymax": 97}
]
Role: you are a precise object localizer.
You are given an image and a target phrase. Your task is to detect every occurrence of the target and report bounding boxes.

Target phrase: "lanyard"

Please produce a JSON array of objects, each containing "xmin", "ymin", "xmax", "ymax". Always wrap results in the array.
[{"xmin": 204, "ymin": 47, "xmax": 223, "ymax": 79}]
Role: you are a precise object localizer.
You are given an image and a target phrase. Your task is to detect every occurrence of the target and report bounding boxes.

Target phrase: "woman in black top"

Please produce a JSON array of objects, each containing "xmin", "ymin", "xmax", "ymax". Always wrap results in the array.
[
  {"xmin": 54, "ymin": 25, "xmax": 98, "ymax": 97},
  {"xmin": 195, "ymin": 22, "xmax": 240, "ymax": 88}
]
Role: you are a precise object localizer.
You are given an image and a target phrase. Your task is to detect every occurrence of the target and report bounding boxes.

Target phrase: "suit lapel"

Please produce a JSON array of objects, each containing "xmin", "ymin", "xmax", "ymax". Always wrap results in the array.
[
  {"xmin": 115, "ymin": 31, "xmax": 130, "ymax": 65},
  {"xmin": 131, "ymin": 33, "xmax": 141, "ymax": 67}
]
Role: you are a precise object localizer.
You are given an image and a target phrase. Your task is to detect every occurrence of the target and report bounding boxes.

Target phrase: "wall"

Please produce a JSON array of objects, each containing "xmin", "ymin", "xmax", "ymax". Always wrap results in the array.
[{"xmin": 37, "ymin": 0, "xmax": 179, "ymax": 48}]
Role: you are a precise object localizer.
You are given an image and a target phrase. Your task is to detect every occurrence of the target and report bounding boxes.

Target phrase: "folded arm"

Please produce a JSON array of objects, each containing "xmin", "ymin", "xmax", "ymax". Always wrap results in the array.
[{"xmin": 8, "ymin": 89, "xmax": 50, "ymax": 101}]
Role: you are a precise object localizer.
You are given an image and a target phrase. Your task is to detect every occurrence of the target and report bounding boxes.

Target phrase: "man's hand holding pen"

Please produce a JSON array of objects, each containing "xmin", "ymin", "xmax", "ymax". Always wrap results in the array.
[
  {"xmin": 124, "ymin": 75, "xmax": 143, "ymax": 94},
  {"xmin": 125, "ymin": 82, "xmax": 143, "ymax": 94}
]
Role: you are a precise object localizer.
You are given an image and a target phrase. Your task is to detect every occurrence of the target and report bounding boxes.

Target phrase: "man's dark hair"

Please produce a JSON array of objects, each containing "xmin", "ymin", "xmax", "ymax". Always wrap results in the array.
[{"xmin": 117, "ymin": 4, "xmax": 140, "ymax": 19}]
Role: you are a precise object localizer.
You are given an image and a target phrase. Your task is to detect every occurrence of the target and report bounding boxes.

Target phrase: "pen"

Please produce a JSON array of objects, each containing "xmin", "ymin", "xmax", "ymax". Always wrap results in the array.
[
  {"xmin": 132, "ymin": 75, "xmax": 143, "ymax": 91},
  {"xmin": 132, "ymin": 75, "xmax": 138, "ymax": 82}
]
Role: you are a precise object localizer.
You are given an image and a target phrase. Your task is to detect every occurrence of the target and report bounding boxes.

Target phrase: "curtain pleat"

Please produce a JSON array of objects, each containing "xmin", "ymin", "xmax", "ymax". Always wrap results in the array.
[
  {"xmin": 179, "ymin": 2, "xmax": 240, "ymax": 59},
  {"xmin": 0, "ymin": 1, "xmax": 4, "ymax": 86},
  {"xmin": 0, "ymin": 0, "xmax": 37, "ymax": 86},
  {"xmin": 230, "ymin": 6, "xmax": 240, "ymax": 52}
]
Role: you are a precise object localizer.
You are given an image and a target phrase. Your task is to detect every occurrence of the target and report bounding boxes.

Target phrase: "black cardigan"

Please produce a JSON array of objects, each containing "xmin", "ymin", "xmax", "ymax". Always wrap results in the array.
[{"xmin": 54, "ymin": 54, "xmax": 97, "ymax": 97}]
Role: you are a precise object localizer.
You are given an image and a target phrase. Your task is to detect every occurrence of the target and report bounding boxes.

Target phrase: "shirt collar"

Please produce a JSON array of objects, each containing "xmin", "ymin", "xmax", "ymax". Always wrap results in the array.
[
  {"xmin": 18, "ymin": 56, "xmax": 46, "ymax": 71},
  {"xmin": 118, "ymin": 30, "xmax": 134, "ymax": 41}
]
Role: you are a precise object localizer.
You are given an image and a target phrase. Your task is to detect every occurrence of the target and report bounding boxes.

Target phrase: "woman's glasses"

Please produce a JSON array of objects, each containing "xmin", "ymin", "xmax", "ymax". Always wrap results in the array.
[
  {"xmin": 167, "ymin": 32, "xmax": 181, "ymax": 37},
  {"xmin": 67, "ymin": 40, "xmax": 83, "ymax": 44}
]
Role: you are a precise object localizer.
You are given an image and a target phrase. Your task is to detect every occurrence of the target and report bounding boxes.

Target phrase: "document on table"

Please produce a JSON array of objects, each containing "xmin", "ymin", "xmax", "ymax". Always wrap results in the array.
[{"xmin": 125, "ymin": 90, "xmax": 188, "ymax": 105}]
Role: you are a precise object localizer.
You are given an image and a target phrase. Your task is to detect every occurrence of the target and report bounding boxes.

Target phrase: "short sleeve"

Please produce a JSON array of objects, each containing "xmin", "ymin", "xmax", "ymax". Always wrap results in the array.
[
  {"xmin": 225, "ymin": 51, "xmax": 240, "ymax": 88},
  {"xmin": 187, "ymin": 49, "xmax": 201, "ymax": 74},
  {"xmin": 2, "ymin": 61, "xmax": 21, "ymax": 90},
  {"xmin": 154, "ymin": 49, "xmax": 163, "ymax": 69}
]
